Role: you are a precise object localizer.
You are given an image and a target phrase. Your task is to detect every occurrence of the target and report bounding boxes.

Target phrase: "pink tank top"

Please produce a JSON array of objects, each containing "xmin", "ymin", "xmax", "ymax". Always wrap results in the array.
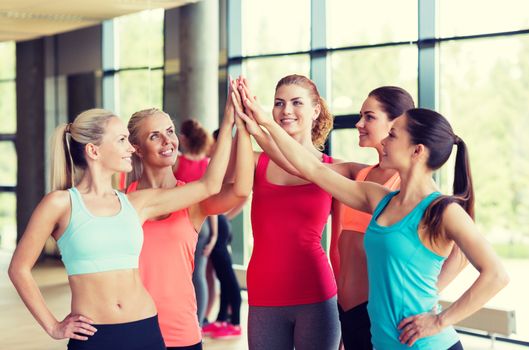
[
  {"xmin": 173, "ymin": 155, "xmax": 209, "ymax": 182},
  {"xmin": 127, "ymin": 181, "xmax": 201, "ymax": 347},
  {"xmin": 248, "ymin": 153, "xmax": 337, "ymax": 306},
  {"xmin": 341, "ymin": 165, "xmax": 400, "ymax": 232}
]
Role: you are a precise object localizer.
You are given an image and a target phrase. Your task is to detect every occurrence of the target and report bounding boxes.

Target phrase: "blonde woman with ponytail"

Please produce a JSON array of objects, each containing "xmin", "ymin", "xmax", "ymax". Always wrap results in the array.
[{"xmin": 8, "ymin": 106, "xmax": 235, "ymax": 350}]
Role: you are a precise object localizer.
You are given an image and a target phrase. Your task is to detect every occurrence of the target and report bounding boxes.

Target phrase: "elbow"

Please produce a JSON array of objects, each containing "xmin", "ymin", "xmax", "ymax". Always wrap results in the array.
[
  {"xmin": 205, "ymin": 180, "xmax": 223, "ymax": 197},
  {"xmin": 8, "ymin": 262, "xmax": 24, "ymax": 285},
  {"xmin": 497, "ymin": 269, "xmax": 510, "ymax": 289}
]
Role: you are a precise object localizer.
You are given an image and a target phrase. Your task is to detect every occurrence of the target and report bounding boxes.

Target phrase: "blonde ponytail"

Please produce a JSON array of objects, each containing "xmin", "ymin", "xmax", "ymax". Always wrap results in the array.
[{"xmin": 50, "ymin": 109, "xmax": 117, "ymax": 191}]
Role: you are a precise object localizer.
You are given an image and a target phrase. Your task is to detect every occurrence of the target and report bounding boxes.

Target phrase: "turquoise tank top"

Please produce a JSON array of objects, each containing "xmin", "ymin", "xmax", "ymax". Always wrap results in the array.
[
  {"xmin": 57, "ymin": 188, "xmax": 143, "ymax": 276},
  {"xmin": 364, "ymin": 191, "xmax": 459, "ymax": 350}
]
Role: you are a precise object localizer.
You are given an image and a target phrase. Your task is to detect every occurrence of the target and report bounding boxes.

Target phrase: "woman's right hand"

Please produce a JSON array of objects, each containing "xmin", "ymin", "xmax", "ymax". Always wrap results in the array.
[
  {"xmin": 238, "ymin": 77, "xmax": 270, "ymax": 126},
  {"xmin": 50, "ymin": 313, "xmax": 97, "ymax": 341}
]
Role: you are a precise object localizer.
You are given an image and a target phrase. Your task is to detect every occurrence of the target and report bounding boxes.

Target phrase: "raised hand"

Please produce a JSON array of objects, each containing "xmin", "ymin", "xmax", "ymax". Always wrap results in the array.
[
  {"xmin": 222, "ymin": 75, "xmax": 238, "ymax": 126},
  {"xmin": 50, "ymin": 313, "xmax": 97, "ymax": 341},
  {"xmin": 237, "ymin": 77, "xmax": 269, "ymax": 126}
]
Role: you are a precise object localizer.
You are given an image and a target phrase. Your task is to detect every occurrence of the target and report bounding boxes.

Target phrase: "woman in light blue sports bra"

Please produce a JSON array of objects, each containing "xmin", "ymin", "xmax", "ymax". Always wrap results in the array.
[
  {"xmin": 8, "ymin": 107, "xmax": 236, "ymax": 349},
  {"xmin": 238, "ymin": 102, "xmax": 509, "ymax": 350}
]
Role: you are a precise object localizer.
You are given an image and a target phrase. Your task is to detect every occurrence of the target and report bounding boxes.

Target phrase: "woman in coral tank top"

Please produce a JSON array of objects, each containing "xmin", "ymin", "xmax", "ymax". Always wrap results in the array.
[{"xmin": 125, "ymin": 79, "xmax": 253, "ymax": 350}]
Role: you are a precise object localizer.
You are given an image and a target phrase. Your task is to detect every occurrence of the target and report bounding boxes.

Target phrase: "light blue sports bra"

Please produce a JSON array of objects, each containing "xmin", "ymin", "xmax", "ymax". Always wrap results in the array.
[{"xmin": 57, "ymin": 187, "xmax": 143, "ymax": 276}]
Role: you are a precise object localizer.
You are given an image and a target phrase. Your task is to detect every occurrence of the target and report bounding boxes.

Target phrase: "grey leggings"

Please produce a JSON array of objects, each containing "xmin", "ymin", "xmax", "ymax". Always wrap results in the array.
[
  {"xmin": 248, "ymin": 296, "xmax": 341, "ymax": 350},
  {"xmin": 192, "ymin": 221, "xmax": 210, "ymax": 326}
]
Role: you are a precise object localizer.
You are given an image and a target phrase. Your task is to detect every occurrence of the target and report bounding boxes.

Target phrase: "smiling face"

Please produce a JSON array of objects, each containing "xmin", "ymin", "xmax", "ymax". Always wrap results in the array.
[
  {"xmin": 96, "ymin": 116, "xmax": 135, "ymax": 173},
  {"xmin": 380, "ymin": 115, "xmax": 415, "ymax": 171},
  {"xmin": 356, "ymin": 96, "xmax": 395, "ymax": 151},
  {"xmin": 134, "ymin": 112, "xmax": 178, "ymax": 168},
  {"xmin": 272, "ymin": 84, "xmax": 320, "ymax": 138}
]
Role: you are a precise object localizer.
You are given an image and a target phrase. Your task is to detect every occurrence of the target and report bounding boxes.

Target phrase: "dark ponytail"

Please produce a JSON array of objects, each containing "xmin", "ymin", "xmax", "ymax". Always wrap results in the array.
[{"xmin": 405, "ymin": 108, "xmax": 474, "ymax": 244}]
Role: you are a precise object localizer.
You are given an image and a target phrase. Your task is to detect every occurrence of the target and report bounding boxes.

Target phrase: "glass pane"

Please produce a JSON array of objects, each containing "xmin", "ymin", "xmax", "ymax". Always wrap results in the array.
[
  {"xmin": 0, "ymin": 41, "xmax": 15, "ymax": 80},
  {"xmin": 0, "ymin": 192, "xmax": 16, "ymax": 251},
  {"xmin": 328, "ymin": 0, "xmax": 417, "ymax": 48},
  {"xmin": 440, "ymin": 0, "xmax": 529, "ymax": 38},
  {"xmin": 242, "ymin": 0, "xmax": 310, "ymax": 55},
  {"xmin": 331, "ymin": 128, "xmax": 378, "ymax": 165},
  {"xmin": 244, "ymin": 55, "xmax": 311, "ymax": 111},
  {"xmin": 115, "ymin": 9, "xmax": 164, "ymax": 69},
  {"xmin": 0, "ymin": 82, "xmax": 16, "ymax": 133},
  {"xmin": 117, "ymin": 69, "xmax": 163, "ymax": 123},
  {"xmin": 0, "ymin": 142, "xmax": 16, "ymax": 186},
  {"xmin": 331, "ymin": 45, "xmax": 418, "ymax": 116},
  {"xmin": 439, "ymin": 35, "xmax": 529, "ymax": 340}
]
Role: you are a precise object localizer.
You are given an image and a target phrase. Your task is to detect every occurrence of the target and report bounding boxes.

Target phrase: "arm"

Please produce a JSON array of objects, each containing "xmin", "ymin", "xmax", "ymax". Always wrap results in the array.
[
  {"xmin": 437, "ymin": 245, "xmax": 468, "ymax": 292},
  {"xmin": 203, "ymin": 215, "xmax": 218, "ymax": 257},
  {"xmin": 8, "ymin": 192, "xmax": 97, "ymax": 341},
  {"xmin": 235, "ymin": 96, "xmax": 387, "ymax": 213},
  {"xmin": 329, "ymin": 199, "xmax": 343, "ymax": 280},
  {"xmin": 398, "ymin": 204, "xmax": 509, "ymax": 346},
  {"xmin": 196, "ymin": 100, "xmax": 254, "ymax": 217},
  {"xmin": 129, "ymin": 93, "xmax": 235, "ymax": 222}
]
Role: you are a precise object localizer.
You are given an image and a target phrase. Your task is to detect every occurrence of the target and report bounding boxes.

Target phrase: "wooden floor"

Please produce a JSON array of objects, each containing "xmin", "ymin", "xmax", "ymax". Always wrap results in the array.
[{"xmin": 1, "ymin": 250, "xmax": 527, "ymax": 350}]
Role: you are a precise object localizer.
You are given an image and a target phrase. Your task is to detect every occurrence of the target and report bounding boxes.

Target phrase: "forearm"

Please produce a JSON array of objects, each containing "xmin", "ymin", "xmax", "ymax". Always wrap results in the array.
[
  {"xmin": 438, "ymin": 267, "xmax": 509, "ymax": 328},
  {"xmin": 261, "ymin": 120, "xmax": 322, "ymax": 180},
  {"xmin": 252, "ymin": 127, "xmax": 302, "ymax": 177},
  {"xmin": 233, "ymin": 126, "xmax": 254, "ymax": 197},
  {"xmin": 9, "ymin": 269, "xmax": 58, "ymax": 336},
  {"xmin": 202, "ymin": 119, "xmax": 233, "ymax": 194}
]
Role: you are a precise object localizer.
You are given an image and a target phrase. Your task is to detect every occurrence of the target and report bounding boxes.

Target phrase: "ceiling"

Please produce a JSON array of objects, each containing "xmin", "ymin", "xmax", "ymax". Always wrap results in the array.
[{"xmin": 0, "ymin": 0, "xmax": 198, "ymax": 42}]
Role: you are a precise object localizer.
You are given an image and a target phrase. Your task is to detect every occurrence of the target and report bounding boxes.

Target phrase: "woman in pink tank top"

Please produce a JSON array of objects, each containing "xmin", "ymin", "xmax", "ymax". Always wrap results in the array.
[
  {"xmin": 234, "ymin": 75, "xmax": 366, "ymax": 350},
  {"xmin": 124, "ymin": 79, "xmax": 254, "ymax": 350}
]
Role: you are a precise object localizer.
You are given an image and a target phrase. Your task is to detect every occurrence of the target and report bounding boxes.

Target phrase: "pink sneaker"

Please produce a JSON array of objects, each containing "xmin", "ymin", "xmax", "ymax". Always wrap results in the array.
[
  {"xmin": 202, "ymin": 321, "xmax": 226, "ymax": 336},
  {"xmin": 211, "ymin": 324, "xmax": 242, "ymax": 339}
]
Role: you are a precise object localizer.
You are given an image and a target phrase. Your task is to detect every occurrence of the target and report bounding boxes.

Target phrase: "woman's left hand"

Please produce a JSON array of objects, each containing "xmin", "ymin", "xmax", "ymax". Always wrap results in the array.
[{"xmin": 397, "ymin": 312, "xmax": 443, "ymax": 346}]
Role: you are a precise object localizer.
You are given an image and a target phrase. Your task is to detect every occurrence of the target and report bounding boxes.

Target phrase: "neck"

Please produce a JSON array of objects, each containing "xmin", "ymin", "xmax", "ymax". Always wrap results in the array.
[
  {"xmin": 396, "ymin": 166, "xmax": 438, "ymax": 204},
  {"xmin": 138, "ymin": 164, "xmax": 176, "ymax": 189},
  {"xmin": 291, "ymin": 130, "xmax": 321, "ymax": 157},
  {"xmin": 76, "ymin": 168, "xmax": 116, "ymax": 196}
]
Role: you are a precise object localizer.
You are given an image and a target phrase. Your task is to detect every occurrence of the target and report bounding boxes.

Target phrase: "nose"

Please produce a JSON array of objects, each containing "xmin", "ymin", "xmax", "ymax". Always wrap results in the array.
[
  {"xmin": 355, "ymin": 116, "xmax": 364, "ymax": 129},
  {"xmin": 283, "ymin": 103, "xmax": 294, "ymax": 115},
  {"xmin": 380, "ymin": 135, "xmax": 388, "ymax": 147},
  {"xmin": 126, "ymin": 140, "xmax": 135, "ymax": 154}
]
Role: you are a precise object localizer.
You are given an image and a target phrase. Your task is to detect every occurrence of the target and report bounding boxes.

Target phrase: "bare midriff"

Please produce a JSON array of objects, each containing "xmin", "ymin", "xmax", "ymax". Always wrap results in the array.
[
  {"xmin": 337, "ymin": 230, "xmax": 369, "ymax": 311},
  {"xmin": 69, "ymin": 269, "xmax": 156, "ymax": 324}
]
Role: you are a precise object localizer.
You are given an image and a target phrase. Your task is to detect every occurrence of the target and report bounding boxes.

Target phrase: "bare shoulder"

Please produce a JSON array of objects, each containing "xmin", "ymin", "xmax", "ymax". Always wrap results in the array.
[
  {"xmin": 441, "ymin": 202, "xmax": 476, "ymax": 238},
  {"xmin": 41, "ymin": 190, "xmax": 70, "ymax": 212}
]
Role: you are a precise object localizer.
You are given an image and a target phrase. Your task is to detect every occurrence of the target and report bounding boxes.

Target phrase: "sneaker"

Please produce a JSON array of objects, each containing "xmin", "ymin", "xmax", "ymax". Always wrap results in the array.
[
  {"xmin": 211, "ymin": 324, "xmax": 242, "ymax": 339},
  {"xmin": 202, "ymin": 321, "xmax": 227, "ymax": 336}
]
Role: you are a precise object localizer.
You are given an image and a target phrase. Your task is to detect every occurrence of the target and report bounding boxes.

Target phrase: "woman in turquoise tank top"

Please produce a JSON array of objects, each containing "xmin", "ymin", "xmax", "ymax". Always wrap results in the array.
[
  {"xmin": 8, "ymin": 107, "xmax": 236, "ymax": 349},
  {"xmin": 237, "ymin": 101, "xmax": 509, "ymax": 349}
]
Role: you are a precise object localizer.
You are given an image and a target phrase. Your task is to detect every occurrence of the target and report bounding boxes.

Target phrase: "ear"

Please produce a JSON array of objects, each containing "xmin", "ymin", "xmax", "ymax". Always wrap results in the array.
[
  {"xmin": 412, "ymin": 143, "xmax": 428, "ymax": 162},
  {"xmin": 133, "ymin": 144, "xmax": 143, "ymax": 158},
  {"xmin": 85, "ymin": 143, "xmax": 99, "ymax": 160},
  {"xmin": 313, "ymin": 103, "xmax": 322, "ymax": 121}
]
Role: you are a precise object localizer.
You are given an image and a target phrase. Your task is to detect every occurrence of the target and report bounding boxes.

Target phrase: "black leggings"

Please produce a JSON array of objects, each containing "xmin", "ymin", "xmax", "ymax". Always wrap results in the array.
[
  {"xmin": 167, "ymin": 341, "xmax": 202, "ymax": 350},
  {"xmin": 67, "ymin": 315, "xmax": 165, "ymax": 350},
  {"xmin": 338, "ymin": 302, "xmax": 372, "ymax": 350},
  {"xmin": 210, "ymin": 215, "xmax": 242, "ymax": 325},
  {"xmin": 448, "ymin": 341, "xmax": 464, "ymax": 350}
]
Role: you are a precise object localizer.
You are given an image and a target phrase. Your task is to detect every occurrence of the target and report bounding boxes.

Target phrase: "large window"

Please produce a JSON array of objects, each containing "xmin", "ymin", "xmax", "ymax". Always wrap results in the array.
[
  {"xmin": 0, "ymin": 41, "xmax": 17, "ymax": 251},
  {"xmin": 439, "ymin": 34, "xmax": 529, "ymax": 340},
  {"xmin": 330, "ymin": 45, "xmax": 418, "ymax": 115},
  {"xmin": 328, "ymin": 0, "xmax": 418, "ymax": 47},
  {"xmin": 242, "ymin": 0, "xmax": 310, "ymax": 56},
  {"xmin": 112, "ymin": 9, "xmax": 164, "ymax": 121},
  {"xmin": 229, "ymin": 0, "xmax": 529, "ymax": 344}
]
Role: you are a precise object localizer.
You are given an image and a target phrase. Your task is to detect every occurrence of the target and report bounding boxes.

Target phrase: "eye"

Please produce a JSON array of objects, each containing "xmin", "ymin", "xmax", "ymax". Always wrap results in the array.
[
  {"xmin": 293, "ymin": 100, "xmax": 303, "ymax": 106},
  {"xmin": 119, "ymin": 137, "xmax": 126, "ymax": 143},
  {"xmin": 274, "ymin": 101, "xmax": 284, "ymax": 107},
  {"xmin": 150, "ymin": 134, "xmax": 159, "ymax": 141},
  {"xmin": 167, "ymin": 129, "xmax": 174, "ymax": 135}
]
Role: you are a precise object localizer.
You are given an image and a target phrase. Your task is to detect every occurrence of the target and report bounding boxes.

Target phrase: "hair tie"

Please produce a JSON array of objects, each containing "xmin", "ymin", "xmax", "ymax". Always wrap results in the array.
[
  {"xmin": 453, "ymin": 135, "xmax": 461, "ymax": 145},
  {"xmin": 65, "ymin": 123, "xmax": 72, "ymax": 133}
]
